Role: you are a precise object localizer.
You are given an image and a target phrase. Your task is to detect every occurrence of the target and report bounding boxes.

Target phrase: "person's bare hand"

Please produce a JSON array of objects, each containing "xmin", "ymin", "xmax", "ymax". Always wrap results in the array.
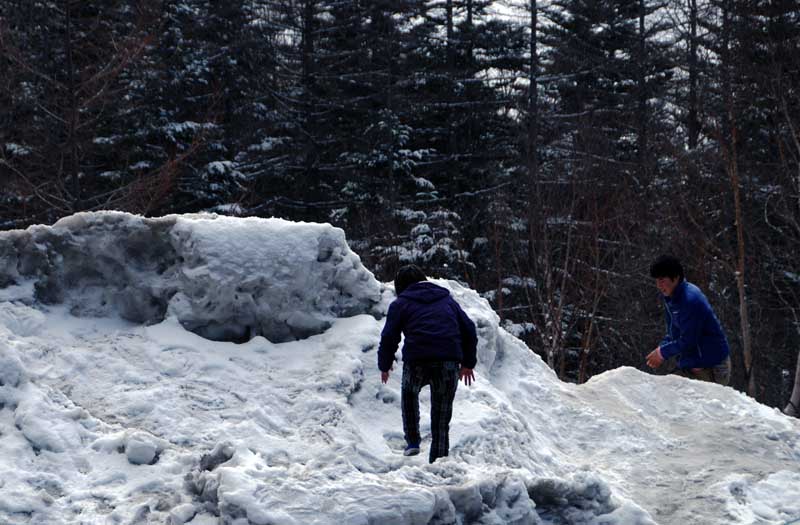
[
  {"xmin": 381, "ymin": 371, "xmax": 390, "ymax": 384},
  {"xmin": 646, "ymin": 347, "xmax": 664, "ymax": 369},
  {"xmin": 459, "ymin": 367, "xmax": 475, "ymax": 386}
]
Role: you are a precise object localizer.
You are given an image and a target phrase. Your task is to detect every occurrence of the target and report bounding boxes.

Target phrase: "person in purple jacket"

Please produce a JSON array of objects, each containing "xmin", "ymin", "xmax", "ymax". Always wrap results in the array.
[
  {"xmin": 378, "ymin": 265, "xmax": 478, "ymax": 463},
  {"xmin": 645, "ymin": 255, "xmax": 731, "ymax": 385}
]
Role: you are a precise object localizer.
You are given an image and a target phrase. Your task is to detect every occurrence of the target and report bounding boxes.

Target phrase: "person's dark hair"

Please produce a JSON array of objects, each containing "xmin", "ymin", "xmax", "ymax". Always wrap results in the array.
[
  {"xmin": 394, "ymin": 265, "xmax": 427, "ymax": 295},
  {"xmin": 649, "ymin": 255, "xmax": 684, "ymax": 280}
]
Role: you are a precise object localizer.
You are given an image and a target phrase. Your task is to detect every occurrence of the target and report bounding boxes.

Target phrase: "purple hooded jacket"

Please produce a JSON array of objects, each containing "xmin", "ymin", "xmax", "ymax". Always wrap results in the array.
[{"xmin": 378, "ymin": 281, "xmax": 478, "ymax": 372}]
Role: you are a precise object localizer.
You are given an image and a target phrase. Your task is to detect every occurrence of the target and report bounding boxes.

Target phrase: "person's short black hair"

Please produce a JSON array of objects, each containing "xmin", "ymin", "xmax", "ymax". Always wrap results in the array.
[
  {"xmin": 650, "ymin": 255, "xmax": 684, "ymax": 280},
  {"xmin": 394, "ymin": 264, "xmax": 427, "ymax": 295}
]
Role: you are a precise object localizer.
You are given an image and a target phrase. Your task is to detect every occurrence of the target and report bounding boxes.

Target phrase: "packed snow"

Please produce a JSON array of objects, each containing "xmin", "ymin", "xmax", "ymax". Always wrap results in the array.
[
  {"xmin": 0, "ymin": 212, "xmax": 798, "ymax": 525},
  {"xmin": 0, "ymin": 211, "xmax": 380, "ymax": 342}
]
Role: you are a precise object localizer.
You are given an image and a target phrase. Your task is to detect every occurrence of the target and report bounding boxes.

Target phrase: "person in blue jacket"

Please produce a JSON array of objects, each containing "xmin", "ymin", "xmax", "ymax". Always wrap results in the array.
[
  {"xmin": 378, "ymin": 265, "xmax": 478, "ymax": 463},
  {"xmin": 645, "ymin": 255, "xmax": 731, "ymax": 385}
]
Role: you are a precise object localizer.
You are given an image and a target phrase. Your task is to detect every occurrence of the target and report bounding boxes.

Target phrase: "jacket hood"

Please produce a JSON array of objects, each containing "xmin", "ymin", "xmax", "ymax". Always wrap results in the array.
[{"xmin": 399, "ymin": 281, "xmax": 450, "ymax": 304}]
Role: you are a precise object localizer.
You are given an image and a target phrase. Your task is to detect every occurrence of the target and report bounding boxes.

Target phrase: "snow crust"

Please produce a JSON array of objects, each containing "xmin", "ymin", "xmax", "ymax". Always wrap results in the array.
[{"xmin": 1, "ymin": 213, "xmax": 799, "ymax": 525}]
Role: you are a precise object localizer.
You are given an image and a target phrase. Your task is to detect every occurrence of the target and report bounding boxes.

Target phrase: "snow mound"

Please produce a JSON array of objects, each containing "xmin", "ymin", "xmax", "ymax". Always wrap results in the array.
[
  {"xmin": 0, "ymin": 212, "xmax": 381, "ymax": 342},
  {"xmin": 1, "ymin": 216, "xmax": 799, "ymax": 525}
]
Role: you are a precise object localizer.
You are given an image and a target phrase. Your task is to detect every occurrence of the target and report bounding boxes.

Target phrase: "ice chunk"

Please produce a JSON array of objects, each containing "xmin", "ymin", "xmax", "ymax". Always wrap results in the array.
[{"xmin": 125, "ymin": 438, "xmax": 157, "ymax": 465}]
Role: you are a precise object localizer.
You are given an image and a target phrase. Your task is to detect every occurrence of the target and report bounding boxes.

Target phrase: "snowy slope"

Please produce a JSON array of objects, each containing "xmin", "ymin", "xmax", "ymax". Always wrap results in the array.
[{"xmin": 1, "ymin": 213, "xmax": 799, "ymax": 525}]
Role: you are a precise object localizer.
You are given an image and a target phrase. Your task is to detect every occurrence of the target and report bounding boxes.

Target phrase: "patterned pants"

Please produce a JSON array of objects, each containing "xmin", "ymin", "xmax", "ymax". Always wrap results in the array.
[{"xmin": 401, "ymin": 360, "xmax": 460, "ymax": 463}]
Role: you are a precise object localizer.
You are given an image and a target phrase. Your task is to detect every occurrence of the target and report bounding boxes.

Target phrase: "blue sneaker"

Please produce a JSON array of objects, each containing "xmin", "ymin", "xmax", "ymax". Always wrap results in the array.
[{"xmin": 403, "ymin": 444, "xmax": 420, "ymax": 456}]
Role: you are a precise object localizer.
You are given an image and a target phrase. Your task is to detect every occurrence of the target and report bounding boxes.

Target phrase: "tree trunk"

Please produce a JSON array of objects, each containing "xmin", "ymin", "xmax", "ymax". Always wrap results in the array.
[
  {"xmin": 729, "ymin": 131, "xmax": 755, "ymax": 396},
  {"xmin": 579, "ymin": 214, "xmax": 604, "ymax": 384},
  {"xmin": 721, "ymin": 1, "xmax": 756, "ymax": 397},
  {"xmin": 786, "ymin": 351, "xmax": 800, "ymax": 417},
  {"xmin": 528, "ymin": 0, "xmax": 539, "ymax": 234},
  {"xmin": 466, "ymin": 0, "xmax": 474, "ymax": 64},
  {"xmin": 376, "ymin": 4, "xmax": 395, "ymax": 209},
  {"xmin": 687, "ymin": 0, "xmax": 699, "ymax": 150},
  {"xmin": 445, "ymin": 0, "xmax": 456, "ymax": 159},
  {"xmin": 465, "ymin": 0, "xmax": 475, "ymax": 148},
  {"xmin": 778, "ymin": 91, "xmax": 800, "ymax": 224},
  {"xmin": 301, "ymin": 0, "xmax": 316, "ymax": 184},
  {"xmin": 493, "ymin": 219, "xmax": 505, "ymax": 324},
  {"xmin": 778, "ymin": 78, "xmax": 800, "ymax": 417},
  {"xmin": 446, "ymin": 0, "xmax": 454, "ymax": 71},
  {"xmin": 548, "ymin": 198, "xmax": 575, "ymax": 375},
  {"xmin": 526, "ymin": 1, "xmax": 541, "ymax": 353},
  {"xmin": 636, "ymin": 0, "xmax": 647, "ymax": 172},
  {"xmin": 64, "ymin": 0, "xmax": 81, "ymax": 211}
]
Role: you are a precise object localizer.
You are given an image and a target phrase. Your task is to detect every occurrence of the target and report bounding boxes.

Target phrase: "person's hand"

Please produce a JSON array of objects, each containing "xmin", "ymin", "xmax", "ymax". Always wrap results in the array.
[
  {"xmin": 646, "ymin": 347, "xmax": 664, "ymax": 369},
  {"xmin": 459, "ymin": 367, "xmax": 475, "ymax": 386},
  {"xmin": 690, "ymin": 368, "xmax": 703, "ymax": 375},
  {"xmin": 381, "ymin": 371, "xmax": 390, "ymax": 384}
]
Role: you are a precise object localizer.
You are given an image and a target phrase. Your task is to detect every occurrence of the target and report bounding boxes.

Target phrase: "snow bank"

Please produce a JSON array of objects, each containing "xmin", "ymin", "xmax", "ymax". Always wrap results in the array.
[{"xmin": 0, "ymin": 211, "xmax": 381, "ymax": 342}]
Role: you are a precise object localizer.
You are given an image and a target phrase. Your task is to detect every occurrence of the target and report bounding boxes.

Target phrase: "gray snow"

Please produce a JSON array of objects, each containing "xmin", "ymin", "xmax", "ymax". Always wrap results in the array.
[{"xmin": 0, "ymin": 211, "xmax": 381, "ymax": 342}]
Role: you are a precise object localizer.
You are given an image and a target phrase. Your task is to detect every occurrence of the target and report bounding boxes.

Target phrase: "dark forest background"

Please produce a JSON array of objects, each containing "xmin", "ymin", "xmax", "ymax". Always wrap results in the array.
[{"xmin": 2, "ymin": 0, "xmax": 800, "ymax": 412}]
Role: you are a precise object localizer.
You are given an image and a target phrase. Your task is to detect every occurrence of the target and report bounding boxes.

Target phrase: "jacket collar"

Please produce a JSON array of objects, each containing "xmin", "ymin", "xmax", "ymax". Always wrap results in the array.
[{"xmin": 666, "ymin": 279, "xmax": 687, "ymax": 303}]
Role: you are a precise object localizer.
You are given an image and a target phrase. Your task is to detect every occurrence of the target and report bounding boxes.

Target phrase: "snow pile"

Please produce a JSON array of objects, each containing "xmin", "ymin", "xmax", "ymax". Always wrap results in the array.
[
  {"xmin": 0, "ymin": 214, "xmax": 799, "ymax": 525},
  {"xmin": 722, "ymin": 471, "xmax": 800, "ymax": 523},
  {"xmin": 0, "ymin": 211, "xmax": 381, "ymax": 342}
]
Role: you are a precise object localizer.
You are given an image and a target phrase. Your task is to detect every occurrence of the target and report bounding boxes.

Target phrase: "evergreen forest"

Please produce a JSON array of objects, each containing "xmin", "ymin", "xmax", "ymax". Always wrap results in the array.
[{"xmin": 2, "ymin": 0, "xmax": 800, "ymax": 412}]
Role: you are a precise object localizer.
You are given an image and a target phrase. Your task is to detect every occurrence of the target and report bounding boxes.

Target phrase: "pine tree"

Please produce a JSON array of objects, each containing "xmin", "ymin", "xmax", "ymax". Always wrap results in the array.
[{"xmin": 0, "ymin": 0, "xmax": 156, "ymax": 223}]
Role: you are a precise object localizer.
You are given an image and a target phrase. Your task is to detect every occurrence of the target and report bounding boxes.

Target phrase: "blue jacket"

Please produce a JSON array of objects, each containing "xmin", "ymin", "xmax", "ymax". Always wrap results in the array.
[
  {"xmin": 659, "ymin": 280, "xmax": 730, "ymax": 369},
  {"xmin": 378, "ymin": 282, "xmax": 478, "ymax": 372}
]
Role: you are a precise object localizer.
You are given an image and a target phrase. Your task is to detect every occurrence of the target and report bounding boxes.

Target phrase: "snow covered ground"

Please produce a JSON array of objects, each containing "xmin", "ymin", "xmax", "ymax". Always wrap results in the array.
[{"xmin": 1, "ymin": 212, "xmax": 799, "ymax": 525}]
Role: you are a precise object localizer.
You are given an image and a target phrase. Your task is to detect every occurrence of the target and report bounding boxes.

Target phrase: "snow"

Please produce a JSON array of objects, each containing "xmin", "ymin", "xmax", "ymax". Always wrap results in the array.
[
  {"xmin": 163, "ymin": 121, "xmax": 217, "ymax": 139},
  {"xmin": 205, "ymin": 161, "xmax": 245, "ymax": 179},
  {"xmin": 129, "ymin": 160, "xmax": 152, "ymax": 171},
  {"xmin": 502, "ymin": 320, "xmax": 536, "ymax": 337},
  {"xmin": 413, "ymin": 176, "xmax": 436, "ymax": 190},
  {"xmin": 411, "ymin": 223, "xmax": 432, "ymax": 236},
  {"xmin": 0, "ymin": 212, "xmax": 799, "ymax": 525},
  {"xmin": 98, "ymin": 170, "xmax": 124, "ymax": 180},
  {"xmin": 0, "ymin": 211, "xmax": 381, "ymax": 342},
  {"xmin": 210, "ymin": 203, "xmax": 245, "ymax": 215},
  {"xmin": 395, "ymin": 208, "xmax": 428, "ymax": 222},
  {"xmin": 249, "ymin": 137, "xmax": 288, "ymax": 152},
  {"xmin": 502, "ymin": 276, "xmax": 537, "ymax": 289},
  {"xmin": 722, "ymin": 471, "xmax": 800, "ymax": 523},
  {"xmin": 4, "ymin": 142, "xmax": 32, "ymax": 156}
]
